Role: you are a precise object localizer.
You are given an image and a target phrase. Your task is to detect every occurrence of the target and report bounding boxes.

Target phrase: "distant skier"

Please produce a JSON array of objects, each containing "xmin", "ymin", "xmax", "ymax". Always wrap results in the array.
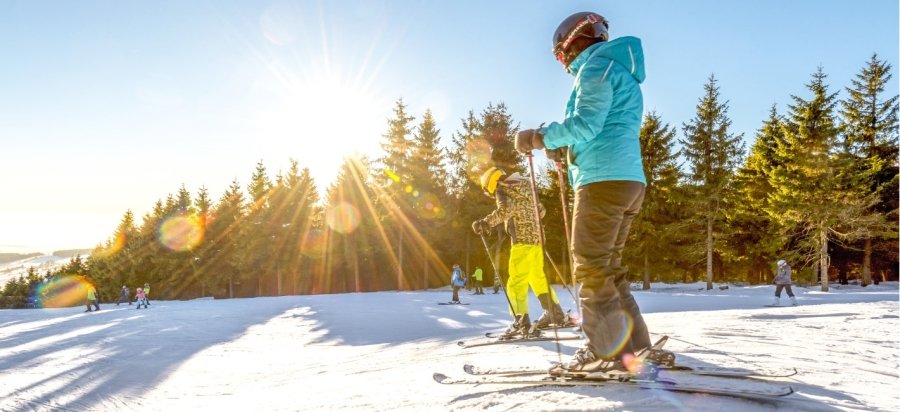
[
  {"xmin": 472, "ymin": 266, "xmax": 484, "ymax": 295},
  {"xmin": 472, "ymin": 167, "xmax": 569, "ymax": 338},
  {"xmin": 135, "ymin": 287, "xmax": 149, "ymax": 309},
  {"xmin": 772, "ymin": 260, "xmax": 798, "ymax": 306},
  {"xmin": 116, "ymin": 285, "xmax": 131, "ymax": 306},
  {"xmin": 449, "ymin": 264, "xmax": 465, "ymax": 304},
  {"xmin": 85, "ymin": 284, "xmax": 100, "ymax": 312},
  {"xmin": 143, "ymin": 282, "xmax": 151, "ymax": 306}
]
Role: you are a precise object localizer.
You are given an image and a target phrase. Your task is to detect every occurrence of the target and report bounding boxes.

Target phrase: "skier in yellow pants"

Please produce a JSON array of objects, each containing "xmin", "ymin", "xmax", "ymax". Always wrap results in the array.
[{"xmin": 473, "ymin": 167, "xmax": 570, "ymax": 338}]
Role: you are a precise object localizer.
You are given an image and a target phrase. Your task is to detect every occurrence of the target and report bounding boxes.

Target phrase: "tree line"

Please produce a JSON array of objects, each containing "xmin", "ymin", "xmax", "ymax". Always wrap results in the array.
[{"xmin": 1, "ymin": 54, "xmax": 896, "ymax": 308}]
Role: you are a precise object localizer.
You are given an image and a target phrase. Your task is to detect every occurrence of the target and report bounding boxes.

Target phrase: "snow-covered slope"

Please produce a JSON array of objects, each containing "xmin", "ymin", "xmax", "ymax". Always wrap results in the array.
[
  {"xmin": 0, "ymin": 282, "xmax": 897, "ymax": 411},
  {"xmin": 0, "ymin": 254, "xmax": 75, "ymax": 285}
]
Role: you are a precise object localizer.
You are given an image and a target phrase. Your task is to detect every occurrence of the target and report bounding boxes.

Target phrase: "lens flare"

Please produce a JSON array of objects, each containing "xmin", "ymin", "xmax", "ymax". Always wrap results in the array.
[
  {"xmin": 158, "ymin": 215, "xmax": 204, "ymax": 252},
  {"xmin": 596, "ymin": 310, "xmax": 636, "ymax": 359},
  {"xmin": 94, "ymin": 231, "xmax": 126, "ymax": 258},
  {"xmin": 33, "ymin": 275, "xmax": 94, "ymax": 308},
  {"xmin": 465, "ymin": 139, "xmax": 493, "ymax": 183},
  {"xmin": 325, "ymin": 202, "xmax": 361, "ymax": 234},
  {"xmin": 414, "ymin": 192, "xmax": 445, "ymax": 220}
]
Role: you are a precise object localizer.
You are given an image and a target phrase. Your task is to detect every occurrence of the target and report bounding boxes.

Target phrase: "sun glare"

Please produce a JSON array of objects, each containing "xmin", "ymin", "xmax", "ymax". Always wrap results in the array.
[{"xmin": 253, "ymin": 63, "xmax": 387, "ymax": 189}]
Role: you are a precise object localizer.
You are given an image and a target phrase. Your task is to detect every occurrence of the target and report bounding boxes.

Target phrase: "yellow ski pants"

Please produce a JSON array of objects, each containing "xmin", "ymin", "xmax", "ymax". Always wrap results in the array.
[{"xmin": 507, "ymin": 243, "xmax": 558, "ymax": 316}]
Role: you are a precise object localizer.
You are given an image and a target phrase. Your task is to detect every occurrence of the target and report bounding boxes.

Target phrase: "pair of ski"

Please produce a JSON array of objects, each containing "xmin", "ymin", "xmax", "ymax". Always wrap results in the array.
[
  {"xmin": 458, "ymin": 325, "xmax": 581, "ymax": 349},
  {"xmin": 437, "ymin": 335, "xmax": 796, "ymax": 401}
]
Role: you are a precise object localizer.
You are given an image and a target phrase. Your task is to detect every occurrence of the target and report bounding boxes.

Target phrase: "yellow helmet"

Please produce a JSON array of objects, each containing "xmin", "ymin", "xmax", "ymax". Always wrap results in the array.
[{"xmin": 479, "ymin": 167, "xmax": 505, "ymax": 196}]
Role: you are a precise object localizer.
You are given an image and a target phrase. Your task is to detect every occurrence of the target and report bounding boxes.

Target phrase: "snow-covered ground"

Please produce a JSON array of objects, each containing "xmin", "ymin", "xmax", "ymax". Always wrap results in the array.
[{"xmin": 1, "ymin": 281, "xmax": 897, "ymax": 411}]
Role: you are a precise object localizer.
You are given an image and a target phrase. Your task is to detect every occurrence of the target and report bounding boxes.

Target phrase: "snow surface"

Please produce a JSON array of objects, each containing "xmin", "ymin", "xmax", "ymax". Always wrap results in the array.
[{"xmin": 1, "ymin": 282, "xmax": 897, "ymax": 411}]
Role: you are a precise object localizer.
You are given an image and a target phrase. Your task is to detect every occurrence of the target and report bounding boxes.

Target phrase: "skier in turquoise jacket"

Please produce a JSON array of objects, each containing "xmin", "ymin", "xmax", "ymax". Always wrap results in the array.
[{"xmin": 515, "ymin": 11, "xmax": 661, "ymax": 377}]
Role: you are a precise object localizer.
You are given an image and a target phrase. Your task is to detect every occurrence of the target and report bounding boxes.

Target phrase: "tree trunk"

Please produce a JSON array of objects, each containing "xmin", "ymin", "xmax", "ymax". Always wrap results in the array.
[
  {"xmin": 465, "ymin": 234, "xmax": 470, "ymax": 279},
  {"xmin": 228, "ymin": 277, "xmax": 233, "ymax": 299},
  {"xmin": 862, "ymin": 238, "xmax": 872, "ymax": 287},
  {"xmin": 276, "ymin": 267, "xmax": 282, "ymax": 296},
  {"xmin": 820, "ymin": 228, "xmax": 829, "ymax": 292},
  {"xmin": 642, "ymin": 253, "xmax": 650, "ymax": 290},
  {"xmin": 398, "ymin": 229, "xmax": 404, "ymax": 291},
  {"xmin": 706, "ymin": 213, "xmax": 714, "ymax": 290}
]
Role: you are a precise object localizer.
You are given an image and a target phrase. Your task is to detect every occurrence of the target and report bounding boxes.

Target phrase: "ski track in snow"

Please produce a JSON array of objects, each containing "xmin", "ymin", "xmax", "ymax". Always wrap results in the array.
[{"xmin": 0, "ymin": 282, "xmax": 897, "ymax": 411}]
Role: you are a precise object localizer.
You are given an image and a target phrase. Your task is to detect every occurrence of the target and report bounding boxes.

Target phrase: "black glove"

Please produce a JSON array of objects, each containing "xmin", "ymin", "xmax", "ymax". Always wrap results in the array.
[
  {"xmin": 515, "ymin": 129, "xmax": 545, "ymax": 154},
  {"xmin": 545, "ymin": 147, "xmax": 566, "ymax": 163},
  {"xmin": 472, "ymin": 219, "xmax": 490, "ymax": 235}
]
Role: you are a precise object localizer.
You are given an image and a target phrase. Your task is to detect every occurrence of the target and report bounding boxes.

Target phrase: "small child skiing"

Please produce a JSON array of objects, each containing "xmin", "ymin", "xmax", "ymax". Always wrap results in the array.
[
  {"xmin": 135, "ymin": 287, "xmax": 149, "ymax": 309},
  {"xmin": 772, "ymin": 259, "xmax": 798, "ymax": 306}
]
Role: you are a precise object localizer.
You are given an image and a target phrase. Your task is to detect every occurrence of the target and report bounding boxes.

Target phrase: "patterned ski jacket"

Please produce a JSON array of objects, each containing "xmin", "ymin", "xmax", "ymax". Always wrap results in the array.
[
  {"xmin": 480, "ymin": 176, "xmax": 544, "ymax": 246},
  {"xmin": 539, "ymin": 36, "xmax": 647, "ymax": 190}
]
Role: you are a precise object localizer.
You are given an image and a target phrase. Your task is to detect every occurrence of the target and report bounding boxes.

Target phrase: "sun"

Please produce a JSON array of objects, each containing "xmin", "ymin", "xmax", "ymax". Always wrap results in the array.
[{"xmin": 252, "ymin": 60, "xmax": 388, "ymax": 188}]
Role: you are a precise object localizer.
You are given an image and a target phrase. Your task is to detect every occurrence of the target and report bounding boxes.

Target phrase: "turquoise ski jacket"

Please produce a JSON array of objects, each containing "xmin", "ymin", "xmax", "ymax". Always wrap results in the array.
[{"xmin": 540, "ymin": 36, "xmax": 647, "ymax": 189}]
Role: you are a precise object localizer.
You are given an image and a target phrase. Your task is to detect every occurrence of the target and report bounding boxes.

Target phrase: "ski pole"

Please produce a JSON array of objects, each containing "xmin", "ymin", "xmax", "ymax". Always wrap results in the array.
[
  {"xmin": 525, "ymin": 153, "xmax": 564, "ymax": 363},
  {"xmin": 554, "ymin": 159, "xmax": 582, "ymax": 323},
  {"xmin": 478, "ymin": 231, "xmax": 517, "ymax": 321}
]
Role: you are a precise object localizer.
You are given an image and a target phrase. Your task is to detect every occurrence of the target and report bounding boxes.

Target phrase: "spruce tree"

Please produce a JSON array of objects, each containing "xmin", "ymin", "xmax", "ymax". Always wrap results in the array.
[
  {"xmin": 446, "ymin": 110, "xmax": 496, "ymax": 277},
  {"xmin": 629, "ymin": 112, "xmax": 682, "ymax": 289},
  {"xmin": 769, "ymin": 67, "xmax": 879, "ymax": 291},
  {"xmin": 726, "ymin": 106, "xmax": 786, "ymax": 283},
  {"xmin": 376, "ymin": 99, "xmax": 416, "ymax": 290},
  {"xmin": 679, "ymin": 75, "xmax": 745, "ymax": 289},
  {"xmin": 408, "ymin": 109, "xmax": 452, "ymax": 289},
  {"xmin": 839, "ymin": 54, "xmax": 899, "ymax": 285},
  {"xmin": 207, "ymin": 179, "xmax": 246, "ymax": 298}
]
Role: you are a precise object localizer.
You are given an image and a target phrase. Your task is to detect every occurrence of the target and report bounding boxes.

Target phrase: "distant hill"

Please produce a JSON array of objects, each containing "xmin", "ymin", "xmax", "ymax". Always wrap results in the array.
[
  {"xmin": 51, "ymin": 249, "xmax": 93, "ymax": 259},
  {"xmin": 0, "ymin": 253, "xmax": 43, "ymax": 264}
]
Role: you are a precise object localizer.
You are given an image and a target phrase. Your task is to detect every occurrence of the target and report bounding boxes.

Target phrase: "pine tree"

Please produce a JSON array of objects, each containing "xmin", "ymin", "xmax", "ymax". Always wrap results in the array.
[
  {"xmin": 322, "ymin": 156, "xmax": 382, "ymax": 293},
  {"xmin": 726, "ymin": 106, "xmax": 786, "ymax": 283},
  {"xmin": 446, "ymin": 110, "xmax": 496, "ymax": 277},
  {"xmin": 408, "ymin": 109, "xmax": 452, "ymax": 289},
  {"xmin": 679, "ymin": 75, "xmax": 745, "ymax": 289},
  {"xmin": 242, "ymin": 160, "xmax": 275, "ymax": 296},
  {"xmin": 768, "ymin": 67, "xmax": 879, "ymax": 291},
  {"xmin": 377, "ymin": 99, "xmax": 416, "ymax": 290},
  {"xmin": 839, "ymin": 54, "xmax": 899, "ymax": 285},
  {"xmin": 192, "ymin": 186, "xmax": 212, "ymax": 297},
  {"xmin": 207, "ymin": 179, "xmax": 247, "ymax": 298},
  {"xmin": 629, "ymin": 112, "xmax": 682, "ymax": 289}
]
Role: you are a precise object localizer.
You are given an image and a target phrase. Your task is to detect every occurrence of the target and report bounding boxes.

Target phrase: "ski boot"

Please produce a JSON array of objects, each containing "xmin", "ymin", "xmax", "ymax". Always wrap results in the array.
[
  {"xmin": 499, "ymin": 314, "xmax": 532, "ymax": 340},
  {"xmin": 645, "ymin": 348, "xmax": 677, "ymax": 367},
  {"xmin": 534, "ymin": 294, "xmax": 572, "ymax": 330}
]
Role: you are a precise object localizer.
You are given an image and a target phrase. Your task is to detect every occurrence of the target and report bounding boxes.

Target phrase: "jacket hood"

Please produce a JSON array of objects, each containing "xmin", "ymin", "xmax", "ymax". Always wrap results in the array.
[{"xmin": 568, "ymin": 36, "xmax": 645, "ymax": 83}]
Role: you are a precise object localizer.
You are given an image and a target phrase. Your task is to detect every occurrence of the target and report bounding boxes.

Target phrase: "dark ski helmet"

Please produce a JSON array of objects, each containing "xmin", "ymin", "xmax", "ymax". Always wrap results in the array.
[
  {"xmin": 552, "ymin": 12, "xmax": 609, "ymax": 71},
  {"xmin": 479, "ymin": 166, "xmax": 506, "ymax": 197}
]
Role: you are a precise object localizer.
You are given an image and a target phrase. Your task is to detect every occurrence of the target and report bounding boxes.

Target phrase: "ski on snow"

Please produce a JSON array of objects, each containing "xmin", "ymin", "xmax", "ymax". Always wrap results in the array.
[
  {"xmin": 440, "ymin": 334, "xmax": 794, "ymax": 400},
  {"xmin": 457, "ymin": 333, "xmax": 583, "ymax": 349},
  {"xmin": 461, "ymin": 363, "xmax": 798, "ymax": 380},
  {"xmin": 432, "ymin": 372, "xmax": 794, "ymax": 401}
]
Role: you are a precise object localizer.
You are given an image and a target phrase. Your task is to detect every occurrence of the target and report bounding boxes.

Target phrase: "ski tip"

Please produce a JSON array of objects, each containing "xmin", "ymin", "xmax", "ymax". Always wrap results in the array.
[
  {"xmin": 433, "ymin": 373, "xmax": 450, "ymax": 383},
  {"xmin": 463, "ymin": 364, "xmax": 475, "ymax": 374}
]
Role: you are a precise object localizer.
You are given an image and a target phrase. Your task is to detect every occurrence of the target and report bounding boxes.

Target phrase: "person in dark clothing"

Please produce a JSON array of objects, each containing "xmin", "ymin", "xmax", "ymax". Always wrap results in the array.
[{"xmin": 116, "ymin": 285, "xmax": 131, "ymax": 305}]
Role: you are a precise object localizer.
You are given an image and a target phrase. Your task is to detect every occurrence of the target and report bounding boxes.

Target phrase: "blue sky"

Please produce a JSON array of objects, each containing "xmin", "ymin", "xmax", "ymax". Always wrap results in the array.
[{"xmin": 1, "ymin": 0, "xmax": 897, "ymax": 253}]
